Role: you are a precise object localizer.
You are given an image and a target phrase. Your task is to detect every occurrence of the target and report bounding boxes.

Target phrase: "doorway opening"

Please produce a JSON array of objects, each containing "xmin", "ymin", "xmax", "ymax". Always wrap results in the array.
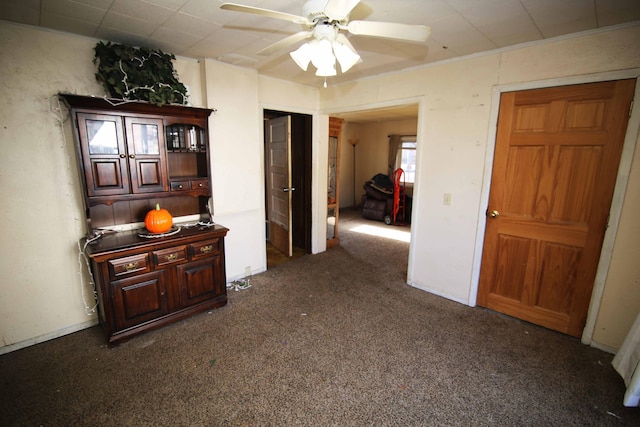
[
  {"xmin": 330, "ymin": 103, "xmax": 419, "ymax": 280},
  {"xmin": 264, "ymin": 109, "xmax": 312, "ymax": 267}
]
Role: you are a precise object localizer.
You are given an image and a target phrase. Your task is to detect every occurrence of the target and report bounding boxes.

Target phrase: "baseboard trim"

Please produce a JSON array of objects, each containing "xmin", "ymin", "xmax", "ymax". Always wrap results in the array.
[
  {"xmin": 407, "ymin": 280, "xmax": 470, "ymax": 306},
  {"xmin": 0, "ymin": 319, "xmax": 99, "ymax": 355}
]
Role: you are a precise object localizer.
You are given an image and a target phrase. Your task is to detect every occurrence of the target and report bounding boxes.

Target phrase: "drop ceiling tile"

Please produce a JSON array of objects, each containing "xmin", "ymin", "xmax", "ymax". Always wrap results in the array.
[
  {"xmin": 256, "ymin": 0, "xmax": 304, "ymax": 14},
  {"xmin": 521, "ymin": 0, "xmax": 596, "ymax": 38},
  {"xmin": 142, "ymin": 0, "xmax": 189, "ymax": 11},
  {"xmin": 151, "ymin": 26, "xmax": 202, "ymax": 49},
  {"xmin": 70, "ymin": 0, "xmax": 114, "ymax": 9},
  {"xmin": 102, "ymin": 11, "xmax": 159, "ymax": 36},
  {"xmin": 162, "ymin": 12, "xmax": 219, "ymax": 38},
  {"xmin": 445, "ymin": 0, "xmax": 540, "ymax": 46},
  {"xmin": 363, "ymin": 0, "xmax": 455, "ymax": 25},
  {"xmin": 428, "ymin": 13, "xmax": 498, "ymax": 55},
  {"xmin": 41, "ymin": 13, "xmax": 101, "ymax": 37},
  {"xmin": 181, "ymin": 27, "xmax": 257, "ymax": 58},
  {"xmin": 0, "ymin": 0, "xmax": 40, "ymax": 26},
  {"xmin": 110, "ymin": 0, "xmax": 174, "ymax": 26},
  {"xmin": 596, "ymin": 0, "xmax": 640, "ymax": 27},
  {"xmin": 181, "ymin": 0, "xmax": 234, "ymax": 24},
  {"xmin": 42, "ymin": 0, "xmax": 107, "ymax": 24}
]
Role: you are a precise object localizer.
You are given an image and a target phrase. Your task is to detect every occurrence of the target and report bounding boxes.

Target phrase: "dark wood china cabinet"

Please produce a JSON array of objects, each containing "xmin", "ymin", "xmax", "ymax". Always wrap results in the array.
[{"xmin": 60, "ymin": 94, "xmax": 228, "ymax": 345}]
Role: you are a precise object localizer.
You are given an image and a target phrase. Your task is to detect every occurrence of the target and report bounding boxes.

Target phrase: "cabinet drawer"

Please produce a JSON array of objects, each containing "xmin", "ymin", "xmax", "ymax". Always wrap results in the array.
[
  {"xmin": 190, "ymin": 179, "xmax": 208, "ymax": 190},
  {"xmin": 170, "ymin": 180, "xmax": 189, "ymax": 191},
  {"xmin": 153, "ymin": 246, "xmax": 187, "ymax": 266},
  {"xmin": 190, "ymin": 238, "xmax": 221, "ymax": 260},
  {"xmin": 108, "ymin": 253, "xmax": 150, "ymax": 278}
]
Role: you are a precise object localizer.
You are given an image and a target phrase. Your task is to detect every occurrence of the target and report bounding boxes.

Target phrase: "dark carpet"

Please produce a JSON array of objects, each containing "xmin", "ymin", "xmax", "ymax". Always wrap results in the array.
[{"xmin": 1, "ymin": 209, "xmax": 638, "ymax": 426}]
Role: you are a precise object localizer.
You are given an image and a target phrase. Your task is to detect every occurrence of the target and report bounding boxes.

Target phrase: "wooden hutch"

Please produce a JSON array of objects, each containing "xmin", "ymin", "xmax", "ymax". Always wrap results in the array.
[{"xmin": 61, "ymin": 94, "xmax": 228, "ymax": 345}]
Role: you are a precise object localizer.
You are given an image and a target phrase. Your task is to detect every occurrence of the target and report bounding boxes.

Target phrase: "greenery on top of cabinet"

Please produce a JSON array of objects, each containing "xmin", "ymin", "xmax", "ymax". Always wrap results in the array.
[{"xmin": 93, "ymin": 41, "xmax": 188, "ymax": 106}]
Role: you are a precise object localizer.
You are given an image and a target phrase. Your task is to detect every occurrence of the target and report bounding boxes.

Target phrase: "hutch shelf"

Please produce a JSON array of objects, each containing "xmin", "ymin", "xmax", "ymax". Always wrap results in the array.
[{"xmin": 61, "ymin": 94, "xmax": 228, "ymax": 345}]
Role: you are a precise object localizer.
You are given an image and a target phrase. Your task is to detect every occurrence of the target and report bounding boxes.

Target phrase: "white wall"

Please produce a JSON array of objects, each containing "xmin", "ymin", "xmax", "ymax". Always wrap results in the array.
[
  {"xmin": 0, "ymin": 23, "xmax": 104, "ymax": 350},
  {"xmin": 320, "ymin": 25, "xmax": 640, "ymax": 350},
  {"xmin": 199, "ymin": 59, "xmax": 266, "ymax": 280}
]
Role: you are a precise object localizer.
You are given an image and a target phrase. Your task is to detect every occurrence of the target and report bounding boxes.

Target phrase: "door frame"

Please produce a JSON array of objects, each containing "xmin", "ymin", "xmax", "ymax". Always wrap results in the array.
[
  {"xmin": 260, "ymin": 104, "xmax": 321, "ymax": 255},
  {"xmin": 470, "ymin": 69, "xmax": 640, "ymax": 345}
]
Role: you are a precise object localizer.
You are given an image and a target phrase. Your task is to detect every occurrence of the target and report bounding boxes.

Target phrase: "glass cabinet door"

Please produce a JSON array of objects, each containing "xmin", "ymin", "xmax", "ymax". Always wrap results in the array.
[
  {"xmin": 130, "ymin": 122, "xmax": 160, "ymax": 155},
  {"xmin": 77, "ymin": 113, "xmax": 129, "ymax": 197},
  {"xmin": 86, "ymin": 119, "xmax": 119, "ymax": 155},
  {"xmin": 125, "ymin": 117, "xmax": 168, "ymax": 193}
]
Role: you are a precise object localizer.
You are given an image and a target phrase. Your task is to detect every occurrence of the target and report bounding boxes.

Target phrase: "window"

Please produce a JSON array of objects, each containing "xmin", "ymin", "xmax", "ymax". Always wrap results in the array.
[{"xmin": 395, "ymin": 138, "xmax": 416, "ymax": 183}]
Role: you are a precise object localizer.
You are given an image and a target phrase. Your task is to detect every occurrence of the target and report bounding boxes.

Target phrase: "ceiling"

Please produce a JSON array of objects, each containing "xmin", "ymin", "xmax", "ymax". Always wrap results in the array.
[{"xmin": 2, "ymin": 0, "xmax": 640, "ymax": 121}]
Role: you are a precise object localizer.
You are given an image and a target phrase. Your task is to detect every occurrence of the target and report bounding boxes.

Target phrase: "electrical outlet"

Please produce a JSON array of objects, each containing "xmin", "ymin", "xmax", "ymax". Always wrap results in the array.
[
  {"xmin": 443, "ymin": 193, "xmax": 452, "ymax": 206},
  {"xmin": 244, "ymin": 266, "xmax": 251, "ymax": 277}
]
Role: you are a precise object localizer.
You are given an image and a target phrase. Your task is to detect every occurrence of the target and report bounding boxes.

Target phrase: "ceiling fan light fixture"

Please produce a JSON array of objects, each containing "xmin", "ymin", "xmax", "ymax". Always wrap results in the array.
[
  {"xmin": 315, "ymin": 63, "xmax": 337, "ymax": 77},
  {"xmin": 290, "ymin": 42, "xmax": 313, "ymax": 71},
  {"xmin": 309, "ymin": 38, "xmax": 337, "ymax": 76},
  {"xmin": 310, "ymin": 38, "xmax": 334, "ymax": 68},
  {"xmin": 332, "ymin": 40, "xmax": 360, "ymax": 73}
]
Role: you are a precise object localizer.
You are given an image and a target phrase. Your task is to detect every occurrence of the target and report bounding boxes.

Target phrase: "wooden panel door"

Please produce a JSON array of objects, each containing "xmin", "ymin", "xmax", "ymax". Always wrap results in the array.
[
  {"xmin": 177, "ymin": 257, "xmax": 225, "ymax": 308},
  {"xmin": 111, "ymin": 270, "xmax": 169, "ymax": 331},
  {"xmin": 477, "ymin": 79, "xmax": 635, "ymax": 337},
  {"xmin": 266, "ymin": 116, "xmax": 293, "ymax": 257},
  {"xmin": 77, "ymin": 113, "xmax": 130, "ymax": 196}
]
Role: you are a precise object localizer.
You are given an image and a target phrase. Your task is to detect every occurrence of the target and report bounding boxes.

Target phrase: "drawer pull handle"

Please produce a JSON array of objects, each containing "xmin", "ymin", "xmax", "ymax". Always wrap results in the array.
[
  {"xmin": 200, "ymin": 245, "xmax": 213, "ymax": 254},
  {"xmin": 166, "ymin": 253, "xmax": 178, "ymax": 262},
  {"xmin": 124, "ymin": 261, "xmax": 139, "ymax": 271}
]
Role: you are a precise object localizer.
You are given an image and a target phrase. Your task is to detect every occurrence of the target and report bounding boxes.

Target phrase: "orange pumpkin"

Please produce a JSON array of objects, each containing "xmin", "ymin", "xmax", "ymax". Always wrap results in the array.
[{"xmin": 144, "ymin": 203, "xmax": 172, "ymax": 233}]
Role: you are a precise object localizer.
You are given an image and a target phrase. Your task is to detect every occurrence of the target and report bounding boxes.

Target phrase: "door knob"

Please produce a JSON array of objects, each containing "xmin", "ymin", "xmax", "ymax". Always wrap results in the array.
[{"xmin": 489, "ymin": 210, "xmax": 500, "ymax": 218}]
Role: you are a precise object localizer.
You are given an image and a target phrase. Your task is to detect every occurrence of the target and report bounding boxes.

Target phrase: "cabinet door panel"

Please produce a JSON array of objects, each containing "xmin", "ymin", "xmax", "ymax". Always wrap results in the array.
[
  {"xmin": 111, "ymin": 270, "xmax": 169, "ymax": 330},
  {"xmin": 177, "ymin": 257, "xmax": 224, "ymax": 307},
  {"xmin": 125, "ymin": 117, "xmax": 168, "ymax": 193},
  {"xmin": 77, "ymin": 113, "xmax": 130, "ymax": 196},
  {"xmin": 91, "ymin": 159, "xmax": 125, "ymax": 189}
]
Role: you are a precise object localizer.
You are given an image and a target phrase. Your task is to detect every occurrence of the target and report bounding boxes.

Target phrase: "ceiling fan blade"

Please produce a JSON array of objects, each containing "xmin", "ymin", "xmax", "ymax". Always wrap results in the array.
[
  {"xmin": 347, "ymin": 20, "xmax": 431, "ymax": 42},
  {"xmin": 324, "ymin": 0, "xmax": 361, "ymax": 21},
  {"xmin": 257, "ymin": 31, "xmax": 313, "ymax": 56},
  {"xmin": 220, "ymin": 3, "xmax": 311, "ymax": 25}
]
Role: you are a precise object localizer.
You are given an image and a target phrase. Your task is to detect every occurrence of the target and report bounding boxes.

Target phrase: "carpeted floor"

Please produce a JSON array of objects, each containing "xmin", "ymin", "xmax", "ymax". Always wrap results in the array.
[{"xmin": 1, "ymin": 209, "xmax": 638, "ymax": 426}]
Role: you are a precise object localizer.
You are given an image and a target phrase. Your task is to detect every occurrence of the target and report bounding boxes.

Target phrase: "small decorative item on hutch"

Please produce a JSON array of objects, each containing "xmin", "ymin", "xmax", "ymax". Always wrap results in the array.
[{"xmin": 144, "ymin": 204, "xmax": 173, "ymax": 233}]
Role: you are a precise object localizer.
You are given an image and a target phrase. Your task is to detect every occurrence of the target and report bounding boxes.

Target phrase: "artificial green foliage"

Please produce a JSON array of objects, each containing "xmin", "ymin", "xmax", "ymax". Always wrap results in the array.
[{"xmin": 93, "ymin": 41, "xmax": 188, "ymax": 106}]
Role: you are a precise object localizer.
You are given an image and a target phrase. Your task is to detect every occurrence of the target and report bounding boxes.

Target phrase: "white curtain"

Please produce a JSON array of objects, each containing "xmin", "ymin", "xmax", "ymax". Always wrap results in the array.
[
  {"xmin": 612, "ymin": 312, "xmax": 640, "ymax": 406},
  {"xmin": 387, "ymin": 135, "xmax": 403, "ymax": 176}
]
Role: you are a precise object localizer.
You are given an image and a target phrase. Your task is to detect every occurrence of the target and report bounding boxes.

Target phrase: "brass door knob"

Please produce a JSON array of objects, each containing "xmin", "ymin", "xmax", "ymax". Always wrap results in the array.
[{"xmin": 489, "ymin": 210, "xmax": 500, "ymax": 218}]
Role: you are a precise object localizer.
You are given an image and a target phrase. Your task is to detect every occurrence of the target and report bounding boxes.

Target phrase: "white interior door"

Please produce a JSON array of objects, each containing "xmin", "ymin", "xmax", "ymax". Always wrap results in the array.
[{"xmin": 266, "ymin": 116, "xmax": 293, "ymax": 257}]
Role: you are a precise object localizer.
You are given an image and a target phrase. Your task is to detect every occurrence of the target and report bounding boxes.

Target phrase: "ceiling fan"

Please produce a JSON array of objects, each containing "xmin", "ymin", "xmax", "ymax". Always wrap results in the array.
[{"xmin": 220, "ymin": 0, "xmax": 431, "ymax": 78}]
